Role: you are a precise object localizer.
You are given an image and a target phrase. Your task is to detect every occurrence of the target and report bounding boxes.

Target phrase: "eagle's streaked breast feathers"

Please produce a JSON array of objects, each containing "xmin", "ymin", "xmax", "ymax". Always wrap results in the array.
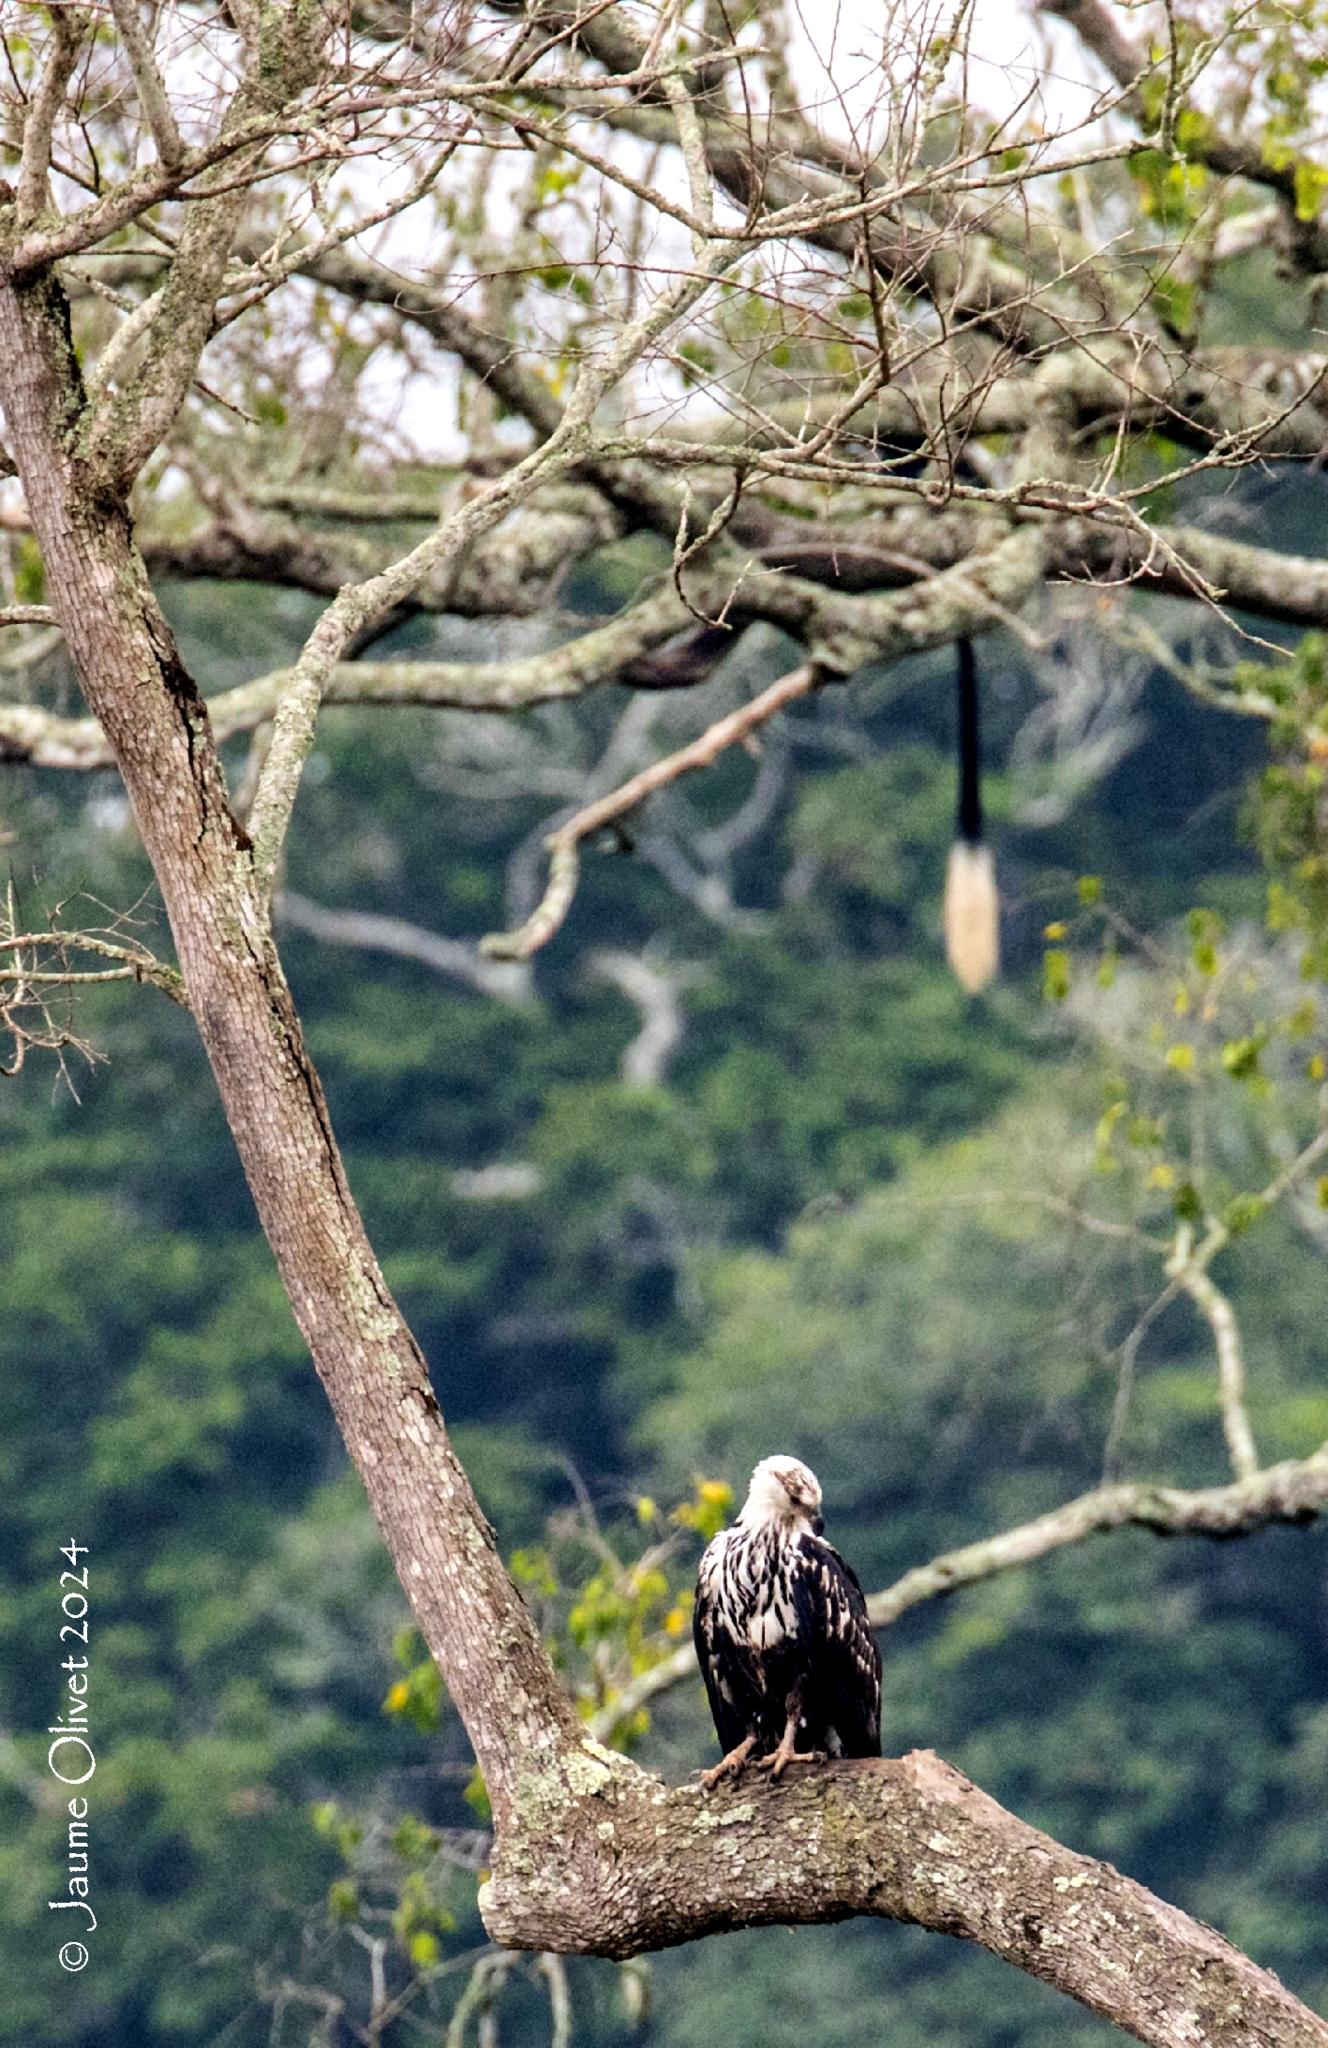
[{"xmin": 693, "ymin": 1456, "xmax": 881, "ymax": 1777}]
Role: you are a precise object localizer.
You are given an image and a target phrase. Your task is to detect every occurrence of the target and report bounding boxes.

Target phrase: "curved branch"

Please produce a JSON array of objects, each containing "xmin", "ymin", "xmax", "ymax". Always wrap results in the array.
[
  {"xmin": 14, "ymin": 7, "xmax": 88, "ymax": 229},
  {"xmin": 481, "ymin": 1745, "xmax": 1328, "ymax": 2048},
  {"xmin": 587, "ymin": 949, "xmax": 695, "ymax": 1086},
  {"xmin": 1165, "ymin": 1223, "xmax": 1259, "ymax": 1482},
  {"xmin": 277, "ymin": 891, "xmax": 532, "ymax": 1005},
  {"xmin": 482, "ymin": 663, "xmax": 821, "ymax": 961},
  {"xmin": 0, "ymin": 527, "xmax": 1048, "ymax": 774},
  {"xmin": 0, "ymin": 926, "xmax": 186, "ymax": 1005},
  {"xmin": 867, "ymin": 1450, "xmax": 1328, "ymax": 1627},
  {"xmin": 0, "ymin": 592, "xmax": 697, "ymax": 770}
]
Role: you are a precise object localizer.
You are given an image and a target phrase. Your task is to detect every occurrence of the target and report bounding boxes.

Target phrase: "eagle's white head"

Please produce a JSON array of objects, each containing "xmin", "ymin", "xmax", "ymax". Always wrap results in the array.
[{"xmin": 739, "ymin": 1454, "xmax": 824, "ymax": 1531}]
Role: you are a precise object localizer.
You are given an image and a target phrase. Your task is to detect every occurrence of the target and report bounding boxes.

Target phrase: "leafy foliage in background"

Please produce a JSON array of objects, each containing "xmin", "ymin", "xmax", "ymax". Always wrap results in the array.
[{"xmin": 3, "ymin": 473, "xmax": 1328, "ymax": 2045}]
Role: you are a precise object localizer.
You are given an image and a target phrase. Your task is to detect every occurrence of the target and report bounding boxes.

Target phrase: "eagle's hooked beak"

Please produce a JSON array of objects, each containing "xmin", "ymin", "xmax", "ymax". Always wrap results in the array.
[{"xmin": 811, "ymin": 1513, "xmax": 825, "ymax": 1536}]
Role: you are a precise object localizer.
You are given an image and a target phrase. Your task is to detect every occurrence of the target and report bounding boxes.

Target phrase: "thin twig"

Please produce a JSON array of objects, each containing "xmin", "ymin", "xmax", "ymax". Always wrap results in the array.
[
  {"xmin": 0, "ymin": 605, "xmax": 57, "ymax": 628},
  {"xmin": 1101, "ymin": 1278, "xmax": 1183, "ymax": 1481},
  {"xmin": 1165, "ymin": 1222, "xmax": 1259, "ymax": 1481},
  {"xmin": 538, "ymin": 1954, "xmax": 572, "ymax": 2048},
  {"xmin": 0, "ymin": 927, "xmax": 186, "ymax": 1003}
]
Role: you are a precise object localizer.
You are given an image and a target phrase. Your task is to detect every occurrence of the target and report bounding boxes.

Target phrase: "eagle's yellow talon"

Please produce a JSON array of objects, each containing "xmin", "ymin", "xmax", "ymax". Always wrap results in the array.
[
  {"xmin": 755, "ymin": 1745, "xmax": 825, "ymax": 1779},
  {"xmin": 698, "ymin": 1733, "xmax": 758, "ymax": 1790}
]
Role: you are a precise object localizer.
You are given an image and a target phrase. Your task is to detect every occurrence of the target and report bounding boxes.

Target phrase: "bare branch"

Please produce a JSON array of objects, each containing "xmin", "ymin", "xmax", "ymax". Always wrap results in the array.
[
  {"xmin": 537, "ymin": 1952, "xmax": 572, "ymax": 2048},
  {"xmin": 14, "ymin": 7, "xmax": 87, "ymax": 229},
  {"xmin": 0, "ymin": 921, "xmax": 185, "ymax": 1003},
  {"xmin": 276, "ymin": 891, "xmax": 532, "ymax": 1005},
  {"xmin": 106, "ymin": 0, "xmax": 185, "ymax": 170},
  {"xmin": 587, "ymin": 949, "xmax": 696, "ymax": 1086},
  {"xmin": 483, "ymin": 663, "xmax": 820, "ymax": 961},
  {"xmin": 246, "ymin": 232, "xmax": 752, "ymax": 895},
  {"xmin": 1165, "ymin": 1222, "xmax": 1260, "ymax": 1481},
  {"xmin": 483, "ymin": 1745, "xmax": 1328, "ymax": 2048},
  {"xmin": 0, "ymin": 605, "xmax": 56, "ymax": 627},
  {"xmin": 84, "ymin": 11, "xmax": 329, "ymax": 495},
  {"xmin": 868, "ymin": 1452, "xmax": 1328, "ymax": 1627}
]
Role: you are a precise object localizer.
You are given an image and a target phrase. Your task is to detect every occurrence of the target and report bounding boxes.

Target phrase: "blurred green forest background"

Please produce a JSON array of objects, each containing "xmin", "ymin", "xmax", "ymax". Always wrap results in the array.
[{"xmin": 4, "ymin": 474, "xmax": 1328, "ymax": 2047}]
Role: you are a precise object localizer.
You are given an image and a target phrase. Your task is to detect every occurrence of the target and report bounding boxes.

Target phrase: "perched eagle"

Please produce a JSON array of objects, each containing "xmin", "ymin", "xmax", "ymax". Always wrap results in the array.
[{"xmin": 693, "ymin": 1455, "xmax": 881, "ymax": 1787}]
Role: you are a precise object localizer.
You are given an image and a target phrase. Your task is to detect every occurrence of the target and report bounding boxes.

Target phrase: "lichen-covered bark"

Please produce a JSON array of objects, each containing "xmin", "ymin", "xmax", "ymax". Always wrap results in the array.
[
  {"xmin": 868, "ymin": 1449, "xmax": 1328, "ymax": 1627},
  {"xmin": 484, "ymin": 1748, "xmax": 1328, "ymax": 2048}
]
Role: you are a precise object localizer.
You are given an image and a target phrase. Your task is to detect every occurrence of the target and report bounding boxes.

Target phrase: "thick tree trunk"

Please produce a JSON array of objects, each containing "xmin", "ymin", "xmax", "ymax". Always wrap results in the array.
[
  {"xmin": 2, "ymin": 257, "xmax": 1327, "ymax": 2048},
  {"xmin": 0, "ymin": 267, "xmax": 578, "ymax": 1826}
]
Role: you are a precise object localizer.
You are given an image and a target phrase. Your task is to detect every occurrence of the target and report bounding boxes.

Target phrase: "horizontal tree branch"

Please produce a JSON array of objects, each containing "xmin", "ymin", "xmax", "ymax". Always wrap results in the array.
[
  {"xmin": 0, "ymin": 593, "xmax": 698, "ymax": 769},
  {"xmin": 0, "ymin": 526, "xmax": 1046, "ymax": 771},
  {"xmin": 5, "ymin": 499, "xmax": 1326, "ymax": 776},
  {"xmin": 301, "ymin": 220, "xmax": 1328, "ymax": 473},
  {"xmin": 147, "ymin": 490, "xmax": 1328, "ymax": 632},
  {"xmin": 276, "ymin": 891, "xmax": 532, "ymax": 1005},
  {"xmin": 0, "ymin": 926, "xmax": 186, "ymax": 1004},
  {"xmin": 0, "ymin": 605, "xmax": 56, "ymax": 627},
  {"xmin": 1054, "ymin": 518, "xmax": 1328, "ymax": 628},
  {"xmin": 867, "ymin": 1448, "xmax": 1328, "ymax": 1626},
  {"xmin": 480, "ymin": 1745, "xmax": 1328, "ymax": 2048}
]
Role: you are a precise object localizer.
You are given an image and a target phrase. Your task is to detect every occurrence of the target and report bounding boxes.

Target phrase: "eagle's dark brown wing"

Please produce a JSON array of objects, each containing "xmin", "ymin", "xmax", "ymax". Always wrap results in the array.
[
  {"xmin": 693, "ymin": 1531, "xmax": 755, "ymax": 1754},
  {"xmin": 790, "ymin": 1531, "xmax": 881, "ymax": 1756}
]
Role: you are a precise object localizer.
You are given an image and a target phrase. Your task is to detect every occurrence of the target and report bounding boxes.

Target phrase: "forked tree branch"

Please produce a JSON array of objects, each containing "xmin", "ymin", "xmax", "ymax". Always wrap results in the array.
[
  {"xmin": 245, "ymin": 233, "xmax": 751, "ymax": 896},
  {"xmin": 105, "ymin": 0, "xmax": 185, "ymax": 170},
  {"xmin": 0, "ymin": 926, "xmax": 186, "ymax": 1004},
  {"xmin": 1165, "ymin": 1223, "xmax": 1260, "ymax": 1481},
  {"xmin": 14, "ymin": 6, "xmax": 88, "ymax": 229}
]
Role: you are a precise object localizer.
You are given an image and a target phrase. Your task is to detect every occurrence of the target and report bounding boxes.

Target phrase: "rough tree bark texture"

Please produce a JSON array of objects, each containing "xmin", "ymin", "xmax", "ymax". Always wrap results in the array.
[
  {"xmin": 0, "ymin": 267, "xmax": 578, "ymax": 1825},
  {"xmin": 484, "ymin": 1749, "xmax": 1328, "ymax": 2048},
  {"xmin": 3, "ymin": 259, "xmax": 1327, "ymax": 2048}
]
